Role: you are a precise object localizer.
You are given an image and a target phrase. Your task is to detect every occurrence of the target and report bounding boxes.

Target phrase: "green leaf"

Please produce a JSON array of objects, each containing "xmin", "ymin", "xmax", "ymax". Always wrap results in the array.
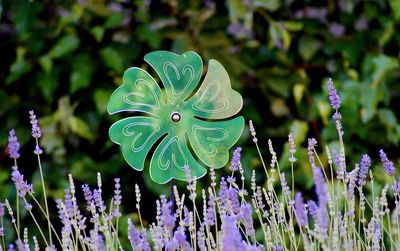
[
  {"xmin": 299, "ymin": 37, "xmax": 321, "ymax": 61},
  {"xmin": 105, "ymin": 13, "xmax": 125, "ymax": 28},
  {"xmin": 370, "ymin": 54, "xmax": 399, "ymax": 87},
  {"xmin": 94, "ymin": 89, "xmax": 113, "ymax": 115},
  {"xmin": 269, "ymin": 22, "xmax": 291, "ymax": 51},
  {"xmin": 49, "ymin": 34, "xmax": 80, "ymax": 58},
  {"xmin": 100, "ymin": 47, "xmax": 123, "ymax": 72},
  {"xmin": 69, "ymin": 116, "xmax": 95, "ymax": 141},
  {"xmin": 37, "ymin": 71, "xmax": 59, "ymax": 102},
  {"xmin": 293, "ymin": 84, "xmax": 305, "ymax": 104},
  {"xmin": 6, "ymin": 47, "xmax": 31, "ymax": 84},
  {"xmin": 254, "ymin": 0, "xmax": 281, "ymax": 11},
  {"xmin": 378, "ymin": 108, "xmax": 397, "ymax": 129},
  {"xmin": 283, "ymin": 21, "xmax": 304, "ymax": 31},
  {"xmin": 360, "ymin": 82, "xmax": 384, "ymax": 122},
  {"xmin": 70, "ymin": 55, "xmax": 95, "ymax": 94},
  {"xmin": 91, "ymin": 26, "xmax": 105, "ymax": 42},
  {"xmin": 39, "ymin": 55, "xmax": 53, "ymax": 73},
  {"xmin": 389, "ymin": 0, "xmax": 400, "ymax": 20}
]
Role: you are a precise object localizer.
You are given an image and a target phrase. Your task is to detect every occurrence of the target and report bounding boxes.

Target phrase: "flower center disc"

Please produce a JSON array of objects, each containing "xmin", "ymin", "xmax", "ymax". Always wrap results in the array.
[{"xmin": 171, "ymin": 112, "xmax": 181, "ymax": 122}]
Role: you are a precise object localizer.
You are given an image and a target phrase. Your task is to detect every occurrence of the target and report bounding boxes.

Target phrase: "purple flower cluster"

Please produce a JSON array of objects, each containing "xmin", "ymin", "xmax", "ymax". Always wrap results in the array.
[
  {"xmin": 7, "ymin": 129, "xmax": 20, "ymax": 159},
  {"xmin": 11, "ymin": 166, "xmax": 33, "ymax": 197},
  {"xmin": 358, "ymin": 154, "xmax": 371, "ymax": 187},
  {"xmin": 240, "ymin": 203, "xmax": 255, "ymax": 236},
  {"xmin": 294, "ymin": 193, "xmax": 308, "ymax": 227},
  {"xmin": 327, "ymin": 78, "xmax": 341, "ymax": 110},
  {"xmin": 379, "ymin": 149, "xmax": 396, "ymax": 176},
  {"xmin": 29, "ymin": 110, "xmax": 41, "ymax": 139},
  {"xmin": 128, "ymin": 219, "xmax": 151, "ymax": 251},
  {"xmin": 221, "ymin": 215, "xmax": 245, "ymax": 251},
  {"xmin": 113, "ymin": 178, "xmax": 122, "ymax": 218},
  {"xmin": 229, "ymin": 147, "xmax": 242, "ymax": 172}
]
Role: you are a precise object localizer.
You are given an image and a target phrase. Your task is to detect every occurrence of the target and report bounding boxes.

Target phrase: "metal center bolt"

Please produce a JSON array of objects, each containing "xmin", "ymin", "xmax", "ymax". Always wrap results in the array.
[{"xmin": 171, "ymin": 112, "xmax": 181, "ymax": 122}]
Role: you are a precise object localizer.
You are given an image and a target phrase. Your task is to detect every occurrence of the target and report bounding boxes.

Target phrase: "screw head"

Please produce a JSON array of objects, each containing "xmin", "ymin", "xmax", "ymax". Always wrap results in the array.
[{"xmin": 171, "ymin": 112, "xmax": 181, "ymax": 122}]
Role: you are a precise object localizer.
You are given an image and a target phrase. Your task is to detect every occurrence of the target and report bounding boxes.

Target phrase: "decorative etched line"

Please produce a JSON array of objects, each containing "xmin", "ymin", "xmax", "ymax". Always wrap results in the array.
[
  {"xmin": 192, "ymin": 125, "xmax": 228, "ymax": 157},
  {"xmin": 122, "ymin": 122, "xmax": 160, "ymax": 152},
  {"xmin": 163, "ymin": 62, "xmax": 194, "ymax": 101},
  {"xmin": 123, "ymin": 78, "xmax": 161, "ymax": 110},
  {"xmin": 158, "ymin": 136, "xmax": 188, "ymax": 171},
  {"xmin": 192, "ymin": 80, "xmax": 229, "ymax": 114}
]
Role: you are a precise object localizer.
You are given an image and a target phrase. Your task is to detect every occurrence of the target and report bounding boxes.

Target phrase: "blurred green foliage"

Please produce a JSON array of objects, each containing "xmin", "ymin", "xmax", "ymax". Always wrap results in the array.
[{"xmin": 1, "ymin": 0, "xmax": 400, "ymax": 235}]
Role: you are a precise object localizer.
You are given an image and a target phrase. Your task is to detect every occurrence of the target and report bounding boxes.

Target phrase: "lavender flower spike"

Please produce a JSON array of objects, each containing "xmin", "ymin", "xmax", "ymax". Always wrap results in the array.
[
  {"xmin": 358, "ymin": 154, "xmax": 371, "ymax": 187},
  {"xmin": 7, "ymin": 129, "xmax": 20, "ymax": 159},
  {"xmin": 379, "ymin": 149, "xmax": 396, "ymax": 176},
  {"xmin": 294, "ymin": 193, "xmax": 308, "ymax": 227},
  {"xmin": 29, "ymin": 110, "xmax": 42, "ymax": 139},
  {"xmin": 229, "ymin": 147, "xmax": 242, "ymax": 172},
  {"xmin": 313, "ymin": 167, "xmax": 329, "ymax": 205},
  {"xmin": 327, "ymin": 78, "xmax": 341, "ymax": 110}
]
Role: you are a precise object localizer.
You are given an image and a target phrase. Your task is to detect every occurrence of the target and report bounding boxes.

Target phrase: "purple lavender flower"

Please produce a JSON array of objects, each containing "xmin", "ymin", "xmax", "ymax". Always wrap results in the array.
[
  {"xmin": 227, "ymin": 22, "xmax": 253, "ymax": 40},
  {"xmin": 221, "ymin": 215, "xmax": 245, "ymax": 251},
  {"xmin": 7, "ymin": 129, "xmax": 20, "ymax": 159},
  {"xmin": 197, "ymin": 226, "xmax": 206, "ymax": 251},
  {"xmin": 174, "ymin": 228, "xmax": 192, "ymax": 250},
  {"xmin": 307, "ymin": 138, "xmax": 317, "ymax": 165},
  {"xmin": 0, "ymin": 202, "xmax": 4, "ymax": 217},
  {"xmin": 113, "ymin": 178, "xmax": 122, "ymax": 218},
  {"xmin": 392, "ymin": 179, "xmax": 400, "ymax": 194},
  {"xmin": 161, "ymin": 201, "xmax": 175, "ymax": 230},
  {"xmin": 379, "ymin": 149, "xmax": 396, "ymax": 176},
  {"xmin": 228, "ymin": 187, "xmax": 240, "ymax": 214},
  {"xmin": 328, "ymin": 23, "xmax": 345, "ymax": 38},
  {"xmin": 11, "ymin": 166, "xmax": 34, "ymax": 197},
  {"xmin": 373, "ymin": 223, "xmax": 382, "ymax": 241},
  {"xmin": 327, "ymin": 78, "xmax": 341, "ymax": 110},
  {"xmin": 271, "ymin": 244, "xmax": 283, "ymax": 250},
  {"xmin": 313, "ymin": 167, "xmax": 329, "ymax": 205},
  {"xmin": 8, "ymin": 243, "xmax": 16, "ymax": 251},
  {"xmin": 0, "ymin": 227, "xmax": 3, "ymax": 236},
  {"xmin": 128, "ymin": 219, "xmax": 151, "ymax": 251},
  {"xmin": 354, "ymin": 17, "xmax": 368, "ymax": 31},
  {"xmin": 240, "ymin": 203, "xmax": 255, "ymax": 236},
  {"xmin": 97, "ymin": 235, "xmax": 106, "ymax": 251},
  {"xmin": 229, "ymin": 147, "xmax": 242, "ymax": 172},
  {"xmin": 93, "ymin": 189, "xmax": 106, "ymax": 212},
  {"xmin": 29, "ymin": 110, "xmax": 41, "ymax": 139},
  {"xmin": 25, "ymin": 203, "xmax": 33, "ymax": 211},
  {"xmin": 294, "ymin": 193, "xmax": 308, "ymax": 227},
  {"xmin": 204, "ymin": 0, "xmax": 216, "ymax": 9},
  {"xmin": 358, "ymin": 154, "xmax": 371, "ymax": 187},
  {"xmin": 82, "ymin": 184, "xmax": 93, "ymax": 210}
]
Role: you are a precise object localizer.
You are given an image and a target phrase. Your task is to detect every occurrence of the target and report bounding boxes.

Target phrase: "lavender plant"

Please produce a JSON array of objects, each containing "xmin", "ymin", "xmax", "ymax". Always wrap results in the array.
[{"xmin": 1, "ymin": 79, "xmax": 400, "ymax": 250}]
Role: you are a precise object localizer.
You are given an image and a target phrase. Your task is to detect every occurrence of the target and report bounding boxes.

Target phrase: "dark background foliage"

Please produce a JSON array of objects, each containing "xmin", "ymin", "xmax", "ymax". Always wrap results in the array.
[{"xmin": 1, "ymin": 0, "xmax": 400, "ymax": 243}]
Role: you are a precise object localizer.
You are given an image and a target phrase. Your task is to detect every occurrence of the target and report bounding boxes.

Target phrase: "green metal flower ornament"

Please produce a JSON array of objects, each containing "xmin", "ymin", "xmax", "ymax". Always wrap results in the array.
[{"xmin": 107, "ymin": 51, "xmax": 244, "ymax": 184}]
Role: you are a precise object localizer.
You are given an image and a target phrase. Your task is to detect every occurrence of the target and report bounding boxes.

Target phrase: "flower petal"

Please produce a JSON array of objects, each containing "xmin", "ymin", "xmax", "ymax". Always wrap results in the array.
[
  {"xmin": 109, "ymin": 116, "xmax": 167, "ymax": 171},
  {"xmin": 107, "ymin": 67, "xmax": 164, "ymax": 116},
  {"xmin": 187, "ymin": 59, "xmax": 243, "ymax": 119},
  {"xmin": 144, "ymin": 51, "xmax": 203, "ymax": 103},
  {"xmin": 188, "ymin": 116, "xmax": 244, "ymax": 168},
  {"xmin": 150, "ymin": 133, "xmax": 206, "ymax": 184}
]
